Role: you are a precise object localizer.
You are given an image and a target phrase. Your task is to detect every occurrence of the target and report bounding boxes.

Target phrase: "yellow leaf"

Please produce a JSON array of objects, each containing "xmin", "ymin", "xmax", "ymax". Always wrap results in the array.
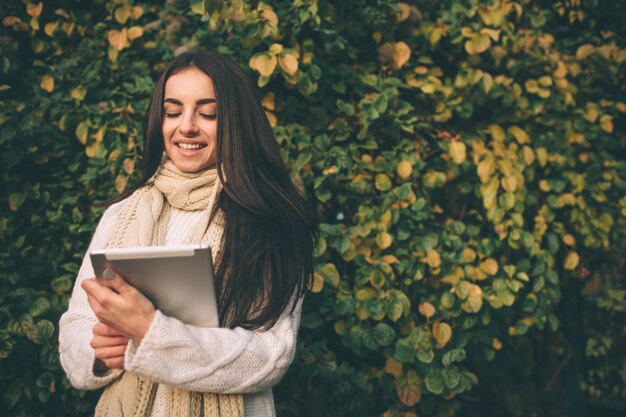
[
  {"xmin": 461, "ymin": 283, "xmax": 483, "ymax": 313},
  {"xmin": 482, "ymin": 72, "xmax": 494, "ymax": 93},
  {"xmin": 480, "ymin": 27, "xmax": 500, "ymax": 41},
  {"xmin": 600, "ymin": 115, "xmax": 613, "ymax": 133},
  {"xmin": 356, "ymin": 288, "xmax": 376, "ymax": 300},
  {"xmin": 40, "ymin": 75, "xmax": 54, "ymax": 93},
  {"xmin": 508, "ymin": 126, "xmax": 530, "ymax": 144},
  {"xmin": 70, "ymin": 86, "xmax": 86, "ymax": 101},
  {"xmin": 375, "ymin": 173, "xmax": 392, "ymax": 191},
  {"xmin": 384, "ymin": 357, "xmax": 403, "ymax": 377},
  {"xmin": 75, "ymin": 121, "xmax": 88, "ymax": 144},
  {"xmin": 492, "ymin": 338, "xmax": 503, "ymax": 350},
  {"xmin": 249, "ymin": 53, "xmax": 277, "ymax": 77},
  {"xmin": 418, "ymin": 302, "xmax": 436, "ymax": 318},
  {"xmin": 95, "ymin": 127, "xmax": 105, "ymax": 143},
  {"xmin": 396, "ymin": 160, "xmax": 412, "ymax": 180},
  {"xmin": 479, "ymin": 8, "xmax": 505, "ymax": 26},
  {"xmin": 108, "ymin": 46, "xmax": 119, "ymax": 63},
  {"xmin": 424, "ymin": 249, "xmax": 441, "ymax": 268},
  {"xmin": 61, "ymin": 21, "xmax": 74, "ymax": 36},
  {"xmin": 537, "ymin": 88, "xmax": 551, "ymax": 99},
  {"xmin": 127, "ymin": 26, "xmax": 144, "ymax": 40},
  {"xmin": 477, "ymin": 154, "xmax": 495, "ymax": 184},
  {"xmin": 261, "ymin": 92, "xmax": 275, "ymax": 110},
  {"xmin": 522, "ymin": 146, "xmax": 535, "ymax": 165},
  {"xmin": 376, "ymin": 232, "xmax": 393, "ymax": 250},
  {"xmin": 465, "ymin": 34, "xmax": 491, "ymax": 55},
  {"xmin": 114, "ymin": 4, "xmax": 132, "ymax": 24},
  {"xmin": 3, "ymin": 16, "xmax": 22, "ymax": 26},
  {"xmin": 564, "ymin": 252, "xmax": 580, "ymax": 270},
  {"xmin": 123, "ymin": 157, "xmax": 135, "ymax": 175},
  {"xmin": 27, "ymin": 2, "xmax": 43, "ymax": 18},
  {"xmin": 481, "ymin": 176, "xmax": 499, "ymax": 210},
  {"xmin": 554, "ymin": 61, "xmax": 568, "ymax": 79},
  {"xmin": 449, "ymin": 141, "xmax": 467, "ymax": 164},
  {"xmin": 395, "ymin": 3, "xmax": 411, "ymax": 22},
  {"xmin": 44, "ymin": 21, "xmax": 59, "ymax": 37},
  {"xmin": 85, "ymin": 140, "xmax": 100, "ymax": 158},
  {"xmin": 538, "ymin": 76, "xmax": 553, "ymax": 87},
  {"xmin": 432, "ymin": 322, "xmax": 452, "ymax": 347},
  {"xmin": 562, "ymin": 234, "xmax": 576, "ymax": 246},
  {"xmin": 479, "ymin": 258, "xmax": 499, "ymax": 276},
  {"xmin": 502, "ymin": 175, "xmax": 518, "ymax": 192},
  {"xmin": 114, "ymin": 174, "xmax": 127, "ymax": 193},
  {"xmin": 311, "ymin": 272, "xmax": 324, "ymax": 293},
  {"xmin": 265, "ymin": 110, "xmax": 277, "ymax": 127},
  {"xmin": 108, "ymin": 28, "xmax": 130, "ymax": 51},
  {"xmin": 269, "ymin": 43, "xmax": 284, "ymax": 54},
  {"xmin": 132, "ymin": 6, "xmax": 144, "ymax": 19},
  {"xmin": 462, "ymin": 248, "xmax": 476, "ymax": 263},
  {"xmin": 488, "ymin": 124, "xmax": 506, "ymax": 142},
  {"xmin": 278, "ymin": 53, "xmax": 298, "ymax": 76},
  {"xmin": 382, "ymin": 254, "xmax": 400, "ymax": 264},
  {"xmin": 536, "ymin": 147, "xmax": 548, "ymax": 167},
  {"xmin": 392, "ymin": 41, "xmax": 411, "ymax": 69},
  {"xmin": 576, "ymin": 44, "xmax": 594, "ymax": 60}
]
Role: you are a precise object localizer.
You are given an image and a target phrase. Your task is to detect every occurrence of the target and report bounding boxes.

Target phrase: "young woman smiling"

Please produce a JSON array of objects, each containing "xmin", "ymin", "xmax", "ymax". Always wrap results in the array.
[{"xmin": 58, "ymin": 51, "xmax": 317, "ymax": 417}]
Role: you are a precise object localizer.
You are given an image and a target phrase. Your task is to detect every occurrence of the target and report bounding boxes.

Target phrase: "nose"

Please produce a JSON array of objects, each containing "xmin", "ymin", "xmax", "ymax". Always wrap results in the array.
[{"xmin": 178, "ymin": 112, "xmax": 199, "ymax": 136}]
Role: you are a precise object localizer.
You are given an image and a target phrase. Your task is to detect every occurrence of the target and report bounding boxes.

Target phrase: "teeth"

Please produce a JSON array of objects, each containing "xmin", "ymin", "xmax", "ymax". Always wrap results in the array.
[{"xmin": 177, "ymin": 143, "xmax": 205, "ymax": 150}]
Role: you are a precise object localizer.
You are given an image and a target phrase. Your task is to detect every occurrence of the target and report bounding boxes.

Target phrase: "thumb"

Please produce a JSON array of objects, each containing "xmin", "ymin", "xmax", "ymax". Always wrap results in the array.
[{"xmin": 99, "ymin": 268, "xmax": 133, "ymax": 295}]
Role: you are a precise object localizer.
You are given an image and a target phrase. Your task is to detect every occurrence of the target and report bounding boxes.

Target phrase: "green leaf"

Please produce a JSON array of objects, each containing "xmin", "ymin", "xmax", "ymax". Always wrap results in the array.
[
  {"xmin": 395, "ymin": 338, "xmax": 416, "ymax": 363},
  {"xmin": 442, "ymin": 348, "xmax": 466, "ymax": 366},
  {"xmin": 9, "ymin": 192, "xmax": 26, "ymax": 211},
  {"xmin": 371, "ymin": 323, "xmax": 395, "ymax": 347},
  {"xmin": 443, "ymin": 367, "xmax": 461, "ymax": 389},
  {"xmin": 385, "ymin": 299, "xmax": 403, "ymax": 322},
  {"xmin": 28, "ymin": 298, "xmax": 50, "ymax": 317},
  {"xmin": 417, "ymin": 348, "xmax": 435, "ymax": 364},
  {"xmin": 425, "ymin": 370, "xmax": 445, "ymax": 394},
  {"xmin": 26, "ymin": 320, "xmax": 55, "ymax": 345}
]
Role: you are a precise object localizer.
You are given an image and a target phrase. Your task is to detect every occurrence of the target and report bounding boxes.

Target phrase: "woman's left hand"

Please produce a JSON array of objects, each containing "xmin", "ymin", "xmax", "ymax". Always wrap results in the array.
[{"xmin": 82, "ymin": 269, "xmax": 156, "ymax": 345}]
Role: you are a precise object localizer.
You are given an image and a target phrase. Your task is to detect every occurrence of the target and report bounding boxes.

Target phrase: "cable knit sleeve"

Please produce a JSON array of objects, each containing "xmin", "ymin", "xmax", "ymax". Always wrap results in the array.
[
  {"xmin": 123, "ymin": 295, "xmax": 304, "ymax": 394},
  {"xmin": 58, "ymin": 201, "xmax": 126, "ymax": 390}
]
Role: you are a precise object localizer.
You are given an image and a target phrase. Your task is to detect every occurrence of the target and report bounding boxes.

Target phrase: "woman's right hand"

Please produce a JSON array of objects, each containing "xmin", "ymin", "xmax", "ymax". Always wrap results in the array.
[{"xmin": 90, "ymin": 322, "xmax": 128, "ymax": 373}]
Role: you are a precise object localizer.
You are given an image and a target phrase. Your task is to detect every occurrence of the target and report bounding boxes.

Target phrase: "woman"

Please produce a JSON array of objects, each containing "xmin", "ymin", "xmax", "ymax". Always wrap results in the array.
[{"xmin": 58, "ymin": 50, "xmax": 317, "ymax": 417}]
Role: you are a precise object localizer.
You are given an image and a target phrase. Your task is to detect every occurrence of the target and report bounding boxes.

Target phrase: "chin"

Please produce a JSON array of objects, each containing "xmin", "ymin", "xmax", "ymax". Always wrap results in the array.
[{"xmin": 169, "ymin": 155, "xmax": 213, "ymax": 172}]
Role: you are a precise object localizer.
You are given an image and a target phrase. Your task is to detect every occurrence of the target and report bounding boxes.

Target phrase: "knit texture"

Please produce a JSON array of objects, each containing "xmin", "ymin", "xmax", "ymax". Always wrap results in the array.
[
  {"xmin": 58, "ymin": 159, "xmax": 302, "ymax": 416},
  {"xmin": 95, "ymin": 160, "xmax": 244, "ymax": 417}
]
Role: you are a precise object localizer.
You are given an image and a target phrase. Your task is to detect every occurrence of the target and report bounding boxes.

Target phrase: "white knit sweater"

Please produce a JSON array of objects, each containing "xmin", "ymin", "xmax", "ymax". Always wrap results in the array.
[{"xmin": 58, "ymin": 199, "xmax": 303, "ymax": 417}]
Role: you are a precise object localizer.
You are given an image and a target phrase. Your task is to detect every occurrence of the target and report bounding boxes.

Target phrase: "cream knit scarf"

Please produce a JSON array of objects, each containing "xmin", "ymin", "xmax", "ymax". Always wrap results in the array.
[{"xmin": 94, "ymin": 159, "xmax": 244, "ymax": 417}]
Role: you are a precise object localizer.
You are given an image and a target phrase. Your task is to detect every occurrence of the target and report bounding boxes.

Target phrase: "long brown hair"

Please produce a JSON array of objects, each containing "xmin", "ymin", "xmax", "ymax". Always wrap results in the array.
[{"xmin": 110, "ymin": 51, "xmax": 317, "ymax": 330}]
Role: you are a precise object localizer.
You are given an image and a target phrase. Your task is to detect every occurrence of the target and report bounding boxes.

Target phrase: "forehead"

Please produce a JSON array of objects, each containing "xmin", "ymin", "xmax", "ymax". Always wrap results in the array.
[{"xmin": 164, "ymin": 67, "xmax": 215, "ymax": 100}]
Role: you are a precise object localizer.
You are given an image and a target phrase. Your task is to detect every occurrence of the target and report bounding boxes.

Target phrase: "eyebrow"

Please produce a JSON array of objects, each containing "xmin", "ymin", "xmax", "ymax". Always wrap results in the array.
[{"xmin": 163, "ymin": 98, "xmax": 216, "ymax": 105}]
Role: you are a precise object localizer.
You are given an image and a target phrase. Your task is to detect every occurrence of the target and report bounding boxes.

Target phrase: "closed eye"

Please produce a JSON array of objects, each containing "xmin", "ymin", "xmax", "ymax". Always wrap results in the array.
[{"xmin": 164, "ymin": 113, "xmax": 216, "ymax": 119}]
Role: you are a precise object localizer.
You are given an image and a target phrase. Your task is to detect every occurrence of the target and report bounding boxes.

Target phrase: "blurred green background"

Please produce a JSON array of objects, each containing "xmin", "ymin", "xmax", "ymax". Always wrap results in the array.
[{"xmin": 1, "ymin": 0, "xmax": 625, "ymax": 416}]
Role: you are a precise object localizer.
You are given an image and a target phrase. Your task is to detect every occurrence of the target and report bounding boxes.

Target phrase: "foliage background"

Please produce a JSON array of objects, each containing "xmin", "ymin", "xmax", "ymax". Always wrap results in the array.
[{"xmin": 1, "ymin": 0, "xmax": 625, "ymax": 416}]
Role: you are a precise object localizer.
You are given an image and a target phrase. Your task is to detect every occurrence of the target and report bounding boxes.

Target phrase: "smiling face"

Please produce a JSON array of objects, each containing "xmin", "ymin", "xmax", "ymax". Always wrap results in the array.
[{"xmin": 162, "ymin": 66, "xmax": 218, "ymax": 173}]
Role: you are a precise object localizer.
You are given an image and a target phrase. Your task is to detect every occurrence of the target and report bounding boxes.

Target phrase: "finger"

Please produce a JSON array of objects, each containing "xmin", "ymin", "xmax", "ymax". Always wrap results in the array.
[
  {"xmin": 90, "ymin": 335, "xmax": 129, "ymax": 349},
  {"xmin": 93, "ymin": 322, "xmax": 125, "ymax": 337},
  {"xmin": 94, "ymin": 345, "xmax": 127, "ymax": 359},
  {"xmin": 98, "ymin": 268, "xmax": 137, "ymax": 298},
  {"xmin": 83, "ymin": 279, "xmax": 122, "ymax": 312},
  {"xmin": 101, "ymin": 356, "xmax": 125, "ymax": 370}
]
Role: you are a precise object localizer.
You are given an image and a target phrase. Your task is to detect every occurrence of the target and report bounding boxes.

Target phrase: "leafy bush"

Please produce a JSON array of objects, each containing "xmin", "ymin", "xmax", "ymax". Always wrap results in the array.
[{"xmin": 1, "ymin": 1, "xmax": 624, "ymax": 416}]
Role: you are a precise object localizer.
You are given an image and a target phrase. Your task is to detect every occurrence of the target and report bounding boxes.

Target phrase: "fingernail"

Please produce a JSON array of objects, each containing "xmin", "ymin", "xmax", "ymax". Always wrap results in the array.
[{"xmin": 103, "ymin": 268, "xmax": 116, "ymax": 280}]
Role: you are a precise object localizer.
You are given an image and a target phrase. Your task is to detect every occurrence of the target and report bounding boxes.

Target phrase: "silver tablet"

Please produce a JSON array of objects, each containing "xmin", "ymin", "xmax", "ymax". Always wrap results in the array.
[{"xmin": 90, "ymin": 245, "xmax": 219, "ymax": 327}]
